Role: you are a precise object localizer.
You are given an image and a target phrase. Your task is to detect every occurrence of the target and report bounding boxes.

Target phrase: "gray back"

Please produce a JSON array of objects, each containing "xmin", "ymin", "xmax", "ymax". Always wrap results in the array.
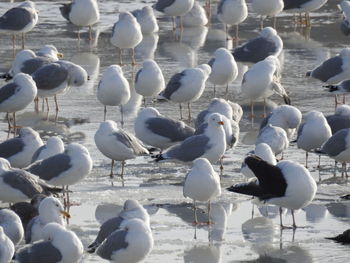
[
  {"xmin": 322, "ymin": 129, "xmax": 349, "ymax": 157},
  {"xmin": 259, "ymin": 113, "xmax": 272, "ymax": 131},
  {"xmin": 0, "ymin": 8, "xmax": 34, "ymax": 31},
  {"xmin": 194, "ymin": 110, "xmax": 209, "ymax": 129},
  {"xmin": 31, "ymin": 145, "xmax": 46, "ymax": 163},
  {"xmin": 114, "ymin": 131, "xmax": 147, "ymax": 155},
  {"xmin": 28, "ymin": 153, "xmax": 72, "ymax": 181},
  {"xmin": 32, "ymin": 63, "xmax": 68, "ymax": 90},
  {"xmin": 297, "ymin": 122, "xmax": 305, "ymax": 140},
  {"xmin": 217, "ymin": 0, "xmax": 225, "ymax": 15},
  {"xmin": 21, "ymin": 57, "xmax": 51, "ymax": 75},
  {"xmin": 95, "ymin": 216, "xmax": 124, "ymax": 244},
  {"xmin": 162, "ymin": 72, "xmax": 186, "ymax": 100},
  {"xmin": 311, "ymin": 56, "xmax": 343, "ymax": 83},
  {"xmin": 0, "ymin": 82, "xmax": 18, "ymax": 104},
  {"xmin": 2, "ymin": 171, "xmax": 41, "ymax": 199},
  {"xmin": 153, "ymin": 0, "xmax": 176, "ymax": 12},
  {"xmin": 59, "ymin": 3, "xmax": 72, "ymax": 22},
  {"xmin": 233, "ymin": 37, "xmax": 276, "ymax": 63},
  {"xmin": 0, "ymin": 137, "xmax": 24, "ymax": 159},
  {"xmin": 16, "ymin": 241, "xmax": 62, "ymax": 263},
  {"xmin": 208, "ymin": 58, "xmax": 215, "ymax": 68},
  {"xmin": 284, "ymin": 0, "xmax": 310, "ymax": 10},
  {"xmin": 24, "ymin": 216, "xmax": 38, "ymax": 243},
  {"xmin": 97, "ymin": 229, "xmax": 129, "ymax": 260},
  {"xmin": 327, "ymin": 115, "xmax": 350, "ymax": 134},
  {"xmin": 135, "ymin": 68, "xmax": 142, "ymax": 84}
]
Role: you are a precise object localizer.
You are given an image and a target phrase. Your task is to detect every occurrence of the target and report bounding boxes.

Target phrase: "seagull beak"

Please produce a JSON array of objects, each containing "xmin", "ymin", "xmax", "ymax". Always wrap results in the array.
[
  {"xmin": 57, "ymin": 52, "xmax": 64, "ymax": 58},
  {"xmin": 218, "ymin": 121, "xmax": 224, "ymax": 125},
  {"xmin": 60, "ymin": 210, "xmax": 71, "ymax": 219}
]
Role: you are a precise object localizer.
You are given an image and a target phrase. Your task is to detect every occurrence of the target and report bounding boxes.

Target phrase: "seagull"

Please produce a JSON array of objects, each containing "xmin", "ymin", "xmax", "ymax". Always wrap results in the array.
[
  {"xmin": 155, "ymin": 113, "xmax": 226, "ymax": 163},
  {"xmin": 132, "ymin": 6, "xmax": 159, "ymax": 34},
  {"xmin": 0, "ymin": 73, "xmax": 37, "ymax": 132},
  {"xmin": 208, "ymin": 48, "xmax": 238, "ymax": 96},
  {"xmin": 0, "ymin": 226, "xmax": 14, "ymax": 263},
  {"xmin": 0, "ymin": 209, "xmax": 24, "ymax": 246},
  {"xmin": 31, "ymin": 136, "xmax": 65, "ymax": 163},
  {"xmin": 94, "ymin": 120, "xmax": 149, "ymax": 186},
  {"xmin": 228, "ymin": 156, "xmax": 317, "ymax": 228},
  {"xmin": 0, "ymin": 127, "xmax": 43, "ymax": 168},
  {"xmin": 183, "ymin": 158, "xmax": 221, "ymax": 224},
  {"xmin": 32, "ymin": 60, "xmax": 88, "ymax": 114},
  {"xmin": 134, "ymin": 107, "xmax": 194, "ymax": 152},
  {"xmin": 306, "ymin": 48, "xmax": 350, "ymax": 85},
  {"xmin": 59, "ymin": 0, "xmax": 100, "ymax": 40},
  {"xmin": 326, "ymin": 229, "xmax": 350, "ymax": 244},
  {"xmin": 135, "ymin": 59, "xmax": 165, "ymax": 106},
  {"xmin": 153, "ymin": 0, "xmax": 194, "ymax": 29},
  {"xmin": 16, "ymin": 222, "xmax": 83, "ymax": 262},
  {"xmin": 25, "ymin": 197, "xmax": 70, "ymax": 243},
  {"xmin": 180, "ymin": 1, "xmax": 208, "ymax": 27},
  {"xmin": 217, "ymin": 0, "xmax": 248, "ymax": 40},
  {"xmin": 110, "ymin": 12, "xmax": 143, "ymax": 65},
  {"xmin": 251, "ymin": 0, "xmax": 284, "ymax": 28},
  {"xmin": 339, "ymin": 1, "xmax": 350, "ymax": 36},
  {"xmin": 87, "ymin": 199, "xmax": 150, "ymax": 253},
  {"xmin": 0, "ymin": 1, "xmax": 38, "ymax": 49},
  {"xmin": 259, "ymin": 105, "xmax": 302, "ymax": 139},
  {"xmin": 96, "ymin": 65, "xmax": 130, "ymax": 123},
  {"xmin": 232, "ymin": 27, "xmax": 283, "ymax": 63},
  {"xmin": 326, "ymin": 105, "xmax": 350, "ymax": 134},
  {"xmin": 160, "ymin": 64, "xmax": 211, "ymax": 120},
  {"xmin": 296, "ymin": 111, "xmax": 332, "ymax": 167},
  {"xmin": 96, "ymin": 218, "xmax": 153, "ymax": 262},
  {"xmin": 241, "ymin": 143, "xmax": 277, "ymax": 179},
  {"xmin": 256, "ymin": 124, "xmax": 289, "ymax": 156}
]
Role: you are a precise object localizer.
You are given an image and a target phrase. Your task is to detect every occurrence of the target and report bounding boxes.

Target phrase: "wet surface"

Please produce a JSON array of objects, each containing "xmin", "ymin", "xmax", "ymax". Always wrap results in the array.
[{"xmin": 0, "ymin": 0, "xmax": 350, "ymax": 262}]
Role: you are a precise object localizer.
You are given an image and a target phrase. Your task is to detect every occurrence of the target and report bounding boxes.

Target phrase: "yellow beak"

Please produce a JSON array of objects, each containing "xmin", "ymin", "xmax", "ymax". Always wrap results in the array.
[
  {"xmin": 57, "ymin": 52, "xmax": 64, "ymax": 58},
  {"xmin": 218, "ymin": 121, "xmax": 224, "ymax": 125},
  {"xmin": 60, "ymin": 210, "xmax": 71, "ymax": 219}
]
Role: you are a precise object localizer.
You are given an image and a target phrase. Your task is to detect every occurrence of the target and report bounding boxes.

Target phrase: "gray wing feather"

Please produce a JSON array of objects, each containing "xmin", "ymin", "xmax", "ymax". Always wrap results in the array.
[
  {"xmin": 208, "ymin": 58, "xmax": 215, "ymax": 68},
  {"xmin": 16, "ymin": 241, "xmax": 62, "ymax": 263},
  {"xmin": 165, "ymin": 135, "xmax": 210, "ymax": 162},
  {"xmin": 321, "ymin": 129, "xmax": 349, "ymax": 157},
  {"xmin": 24, "ymin": 216, "xmax": 37, "ymax": 243},
  {"xmin": 162, "ymin": 72, "xmax": 185, "ymax": 100},
  {"xmin": 0, "ymin": 82, "xmax": 18, "ymax": 104},
  {"xmin": 32, "ymin": 63, "xmax": 68, "ymax": 90},
  {"xmin": 2, "ymin": 171, "xmax": 42, "ymax": 198},
  {"xmin": 94, "ymin": 216, "xmax": 125, "ymax": 245},
  {"xmin": 296, "ymin": 123, "xmax": 305, "ymax": 140},
  {"xmin": 194, "ymin": 110, "xmax": 209, "ymax": 129},
  {"xmin": 284, "ymin": 0, "xmax": 311, "ymax": 10},
  {"xmin": 31, "ymin": 145, "xmax": 46, "ymax": 163},
  {"xmin": 21, "ymin": 57, "xmax": 51, "ymax": 75},
  {"xmin": 146, "ymin": 117, "xmax": 195, "ymax": 142},
  {"xmin": 310, "ymin": 56, "xmax": 343, "ymax": 83},
  {"xmin": 0, "ymin": 138, "xmax": 24, "ymax": 159},
  {"xmin": 59, "ymin": 3, "xmax": 72, "ymax": 22},
  {"xmin": 135, "ymin": 68, "xmax": 142, "ymax": 84},
  {"xmin": 259, "ymin": 113, "xmax": 272, "ymax": 131},
  {"xmin": 153, "ymin": 0, "xmax": 177, "ymax": 12},
  {"xmin": 0, "ymin": 8, "xmax": 34, "ymax": 31},
  {"xmin": 27, "ymin": 154, "xmax": 72, "ymax": 181},
  {"xmin": 327, "ymin": 115, "xmax": 350, "ymax": 134},
  {"xmin": 115, "ymin": 131, "xmax": 148, "ymax": 155},
  {"xmin": 97, "ymin": 229, "xmax": 129, "ymax": 260},
  {"xmin": 217, "ymin": 0, "xmax": 225, "ymax": 15},
  {"xmin": 194, "ymin": 122, "xmax": 208, "ymax": 135}
]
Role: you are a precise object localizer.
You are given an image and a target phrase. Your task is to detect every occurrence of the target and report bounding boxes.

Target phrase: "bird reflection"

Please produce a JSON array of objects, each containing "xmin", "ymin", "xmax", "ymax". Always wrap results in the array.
[
  {"xmin": 303, "ymin": 203, "xmax": 328, "ymax": 223},
  {"xmin": 135, "ymin": 33, "xmax": 159, "ymax": 60},
  {"xmin": 184, "ymin": 244, "xmax": 222, "ymax": 263}
]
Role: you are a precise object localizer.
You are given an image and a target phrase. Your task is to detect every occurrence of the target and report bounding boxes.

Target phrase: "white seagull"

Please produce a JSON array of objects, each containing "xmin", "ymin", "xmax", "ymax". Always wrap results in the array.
[
  {"xmin": 228, "ymin": 156, "xmax": 317, "ymax": 228},
  {"xmin": 97, "ymin": 65, "xmax": 130, "ymax": 123},
  {"xmin": 256, "ymin": 124, "xmax": 289, "ymax": 156},
  {"xmin": 251, "ymin": 0, "xmax": 284, "ymax": 28},
  {"xmin": 31, "ymin": 136, "xmax": 65, "ymax": 163},
  {"xmin": 94, "ymin": 120, "xmax": 149, "ymax": 186},
  {"xmin": 183, "ymin": 158, "xmax": 221, "ymax": 224},
  {"xmin": 180, "ymin": 1, "xmax": 208, "ymax": 27},
  {"xmin": 0, "ymin": 226, "xmax": 14, "ymax": 263},
  {"xmin": 132, "ymin": 6, "xmax": 159, "ymax": 34},
  {"xmin": 0, "ymin": 209, "xmax": 24, "ymax": 246}
]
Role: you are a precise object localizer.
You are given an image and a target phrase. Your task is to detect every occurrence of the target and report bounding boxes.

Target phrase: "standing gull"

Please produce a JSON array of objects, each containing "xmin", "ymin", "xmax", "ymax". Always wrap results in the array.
[
  {"xmin": 95, "ymin": 120, "xmax": 149, "ymax": 186},
  {"xmin": 110, "ymin": 12, "xmax": 143, "ymax": 65},
  {"xmin": 232, "ymin": 27, "xmax": 283, "ymax": 63},
  {"xmin": 339, "ymin": 1, "xmax": 350, "ymax": 36},
  {"xmin": 251, "ymin": 0, "xmax": 284, "ymax": 28},
  {"xmin": 0, "ymin": 158, "xmax": 60, "ymax": 203},
  {"xmin": 0, "ymin": 1, "xmax": 38, "ymax": 49},
  {"xmin": 228, "ymin": 156, "xmax": 317, "ymax": 228},
  {"xmin": 0, "ymin": 73, "xmax": 37, "ymax": 132},
  {"xmin": 183, "ymin": 158, "xmax": 221, "ymax": 224},
  {"xmin": 132, "ymin": 6, "xmax": 159, "ymax": 34},
  {"xmin": 96, "ymin": 218, "xmax": 153, "ymax": 263},
  {"xmin": 97, "ymin": 65, "xmax": 130, "ymax": 123},
  {"xmin": 31, "ymin": 136, "xmax": 65, "ymax": 163},
  {"xmin": 134, "ymin": 107, "xmax": 194, "ymax": 152},
  {"xmin": 59, "ymin": 0, "xmax": 100, "ymax": 40},
  {"xmin": 179, "ymin": 1, "xmax": 208, "ymax": 27},
  {"xmin": 88, "ymin": 199, "xmax": 150, "ymax": 253},
  {"xmin": 135, "ymin": 59, "xmax": 165, "ymax": 106},
  {"xmin": 256, "ymin": 124, "xmax": 289, "ymax": 156},
  {"xmin": 155, "ymin": 113, "xmax": 226, "ymax": 163},
  {"xmin": 0, "ymin": 127, "xmax": 43, "ymax": 168},
  {"xmin": 16, "ymin": 222, "xmax": 83, "ymax": 263},
  {"xmin": 0, "ymin": 209, "xmax": 24, "ymax": 246},
  {"xmin": 0, "ymin": 226, "xmax": 14, "ymax": 263}
]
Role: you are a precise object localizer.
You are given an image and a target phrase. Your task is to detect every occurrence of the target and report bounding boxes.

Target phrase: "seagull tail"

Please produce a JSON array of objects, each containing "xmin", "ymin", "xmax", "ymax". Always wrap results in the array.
[
  {"xmin": 87, "ymin": 241, "xmax": 99, "ymax": 253},
  {"xmin": 0, "ymin": 73, "xmax": 12, "ymax": 81},
  {"xmin": 323, "ymin": 85, "xmax": 338, "ymax": 92},
  {"xmin": 283, "ymin": 94, "xmax": 291, "ymax": 105},
  {"xmin": 40, "ymin": 184, "xmax": 63, "ymax": 196},
  {"xmin": 325, "ymin": 230, "xmax": 350, "ymax": 244},
  {"xmin": 306, "ymin": 71, "xmax": 312, "ymax": 77},
  {"xmin": 153, "ymin": 153, "xmax": 165, "ymax": 162},
  {"xmin": 313, "ymin": 148, "xmax": 327, "ymax": 155}
]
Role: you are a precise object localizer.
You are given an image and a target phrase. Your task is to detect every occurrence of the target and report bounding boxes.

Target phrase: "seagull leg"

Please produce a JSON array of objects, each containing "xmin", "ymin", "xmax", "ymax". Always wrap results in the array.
[
  {"xmin": 292, "ymin": 210, "xmax": 297, "ymax": 229},
  {"xmin": 120, "ymin": 105, "xmax": 124, "ymax": 128},
  {"xmin": 121, "ymin": 160, "xmax": 125, "ymax": 187},
  {"xmin": 260, "ymin": 16, "xmax": 264, "ymax": 30},
  {"xmin": 250, "ymin": 100, "xmax": 255, "ymax": 118},
  {"xmin": 334, "ymin": 161, "xmax": 337, "ymax": 177},
  {"xmin": 6, "ymin": 113, "xmax": 11, "ymax": 136},
  {"xmin": 213, "ymin": 85, "xmax": 216, "ymax": 97},
  {"xmin": 179, "ymin": 103, "xmax": 183, "ymax": 120},
  {"xmin": 12, "ymin": 34, "xmax": 16, "ymax": 51},
  {"xmin": 220, "ymin": 157, "xmax": 224, "ymax": 178},
  {"xmin": 103, "ymin": 106, "xmax": 107, "ymax": 121},
  {"xmin": 279, "ymin": 207, "xmax": 284, "ymax": 228},
  {"xmin": 132, "ymin": 48, "xmax": 138, "ymax": 66},
  {"xmin": 187, "ymin": 102, "xmax": 192, "ymax": 122},
  {"xmin": 305, "ymin": 152, "xmax": 308, "ymax": 168},
  {"xmin": 273, "ymin": 16, "xmax": 277, "ymax": 29},
  {"xmin": 143, "ymin": 97, "xmax": 146, "ymax": 108},
  {"xmin": 12, "ymin": 112, "xmax": 17, "ymax": 136},
  {"xmin": 118, "ymin": 48, "xmax": 123, "ymax": 66},
  {"xmin": 110, "ymin": 159, "xmax": 114, "ymax": 186},
  {"xmin": 193, "ymin": 200, "xmax": 199, "ymax": 225},
  {"xmin": 54, "ymin": 95, "xmax": 59, "ymax": 123},
  {"xmin": 89, "ymin": 26, "xmax": 93, "ymax": 41},
  {"xmin": 207, "ymin": 201, "xmax": 213, "ymax": 224},
  {"xmin": 34, "ymin": 96, "xmax": 39, "ymax": 113},
  {"xmin": 77, "ymin": 28, "xmax": 81, "ymax": 41},
  {"xmin": 317, "ymin": 155, "xmax": 321, "ymax": 169},
  {"xmin": 21, "ymin": 33, "xmax": 25, "ymax": 49},
  {"xmin": 172, "ymin": 16, "xmax": 176, "ymax": 31}
]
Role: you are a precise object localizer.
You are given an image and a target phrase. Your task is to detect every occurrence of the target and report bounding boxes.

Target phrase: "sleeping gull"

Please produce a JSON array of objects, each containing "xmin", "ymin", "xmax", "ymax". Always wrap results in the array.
[
  {"xmin": 183, "ymin": 158, "xmax": 221, "ymax": 224},
  {"xmin": 256, "ymin": 124, "xmax": 289, "ymax": 156},
  {"xmin": 160, "ymin": 64, "xmax": 211, "ymax": 120},
  {"xmin": 153, "ymin": 0, "xmax": 194, "ymax": 29},
  {"xmin": 88, "ymin": 199, "xmax": 150, "ymax": 253},
  {"xmin": 251, "ymin": 0, "xmax": 284, "ymax": 28},
  {"xmin": 228, "ymin": 156, "xmax": 317, "ymax": 228},
  {"xmin": 25, "ymin": 197, "xmax": 70, "ymax": 243},
  {"xmin": 0, "ymin": 209, "xmax": 24, "ymax": 246},
  {"xmin": 241, "ymin": 143, "xmax": 277, "ymax": 179},
  {"xmin": 132, "ymin": 6, "xmax": 159, "ymax": 34},
  {"xmin": 155, "ymin": 113, "xmax": 226, "ymax": 163},
  {"xmin": 232, "ymin": 27, "xmax": 283, "ymax": 63},
  {"xmin": 134, "ymin": 107, "xmax": 194, "ymax": 152},
  {"xmin": 96, "ymin": 218, "xmax": 153, "ymax": 262},
  {"xmin": 259, "ymin": 105, "xmax": 302, "ymax": 139},
  {"xmin": 179, "ymin": 1, "xmax": 208, "ymax": 27},
  {"xmin": 0, "ymin": 226, "xmax": 14, "ymax": 263},
  {"xmin": 135, "ymin": 59, "xmax": 165, "ymax": 106},
  {"xmin": 0, "ymin": 127, "xmax": 43, "ymax": 168},
  {"xmin": 208, "ymin": 48, "xmax": 238, "ymax": 96},
  {"xmin": 296, "ymin": 111, "xmax": 331, "ymax": 167},
  {"xmin": 31, "ymin": 136, "xmax": 65, "ymax": 163},
  {"xmin": 217, "ymin": 0, "xmax": 248, "ymax": 40},
  {"xmin": 0, "ymin": 158, "xmax": 60, "ymax": 203},
  {"xmin": 94, "ymin": 120, "xmax": 149, "ymax": 186},
  {"xmin": 59, "ymin": 0, "xmax": 100, "ymax": 40},
  {"xmin": 0, "ymin": 1, "xmax": 38, "ymax": 49},
  {"xmin": 111, "ymin": 12, "xmax": 143, "ymax": 65},
  {"xmin": 339, "ymin": 1, "xmax": 350, "ymax": 36},
  {"xmin": 326, "ymin": 105, "xmax": 350, "ymax": 134},
  {"xmin": 306, "ymin": 48, "xmax": 350, "ymax": 85},
  {"xmin": 0, "ymin": 73, "xmax": 37, "ymax": 132},
  {"xmin": 97, "ymin": 65, "xmax": 130, "ymax": 123},
  {"xmin": 17, "ymin": 222, "xmax": 83, "ymax": 262}
]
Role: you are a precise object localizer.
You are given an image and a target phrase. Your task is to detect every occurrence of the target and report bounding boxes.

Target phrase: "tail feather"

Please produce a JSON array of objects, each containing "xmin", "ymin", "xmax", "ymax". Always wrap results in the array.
[
  {"xmin": 306, "ymin": 71, "xmax": 312, "ymax": 77},
  {"xmin": 323, "ymin": 85, "xmax": 338, "ymax": 92},
  {"xmin": 283, "ymin": 94, "xmax": 291, "ymax": 105},
  {"xmin": 87, "ymin": 241, "xmax": 99, "ymax": 253},
  {"xmin": 152, "ymin": 153, "xmax": 165, "ymax": 162}
]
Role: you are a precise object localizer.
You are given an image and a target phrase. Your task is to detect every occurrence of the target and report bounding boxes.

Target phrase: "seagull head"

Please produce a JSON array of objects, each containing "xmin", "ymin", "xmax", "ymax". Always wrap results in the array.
[
  {"xmin": 18, "ymin": 127, "xmax": 40, "ymax": 141},
  {"xmin": 142, "ymin": 59, "xmax": 158, "ymax": 70},
  {"xmin": 260, "ymin": 27, "xmax": 277, "ymax": 39},
  {"xmin": 67, "ymin": 64, "xmax": 88, "ymax": 87},
  {"xmin": 119, "ymin": 11, "xmax": 137, "ymax": 23},
  {"xmin": 37, "ymin": 45, "xmax": 63, "ymax": 60},
  {"xmin": 214, "ymin": 47, "xmax": 231, "ymax": 59},
  {"xmin": 138, "ymin": 107, "xmax": 160, "ymax": 119},
  {"xmin": 335, "ymin": 104, "xmax": 350, "ymax": 116},
  {"xmin": 123, "ymin": 199, "xmax": 142, "ymax": 211},
  {"xmin": 208, "ymin": 113, "xmax": 225, "ymax": 127},
  {"xmin": 197, "ymin": 64, "xmax": 211, "ymax": 78},
  {"xmin": 98, "ymin": 120, "xmax": 118, "ymax": 134},
  {"xmin": 38, "ymin": 197, "xmax": 70, "ymax": 224}
]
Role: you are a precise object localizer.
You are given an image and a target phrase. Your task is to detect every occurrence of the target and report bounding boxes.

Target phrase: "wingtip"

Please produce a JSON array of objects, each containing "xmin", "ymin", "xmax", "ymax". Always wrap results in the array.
[
  {"xmin": 283, "ymin": 95, "xmax": 291, "ymax": 105},
  {"xmin": 306, "ymin": 71, "xmax": 312, "ymax": 77}
]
